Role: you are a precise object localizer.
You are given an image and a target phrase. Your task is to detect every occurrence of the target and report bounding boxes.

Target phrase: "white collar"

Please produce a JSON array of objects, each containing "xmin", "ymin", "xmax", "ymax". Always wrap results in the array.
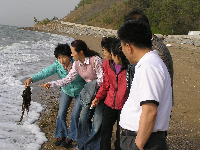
[
  {"xmin": 78, "ymin": 57, "xmax": 90, "ymax": 66},
  {"xmin": 135, "ymin": 50, "xmax": 157, "ymax": 69}
]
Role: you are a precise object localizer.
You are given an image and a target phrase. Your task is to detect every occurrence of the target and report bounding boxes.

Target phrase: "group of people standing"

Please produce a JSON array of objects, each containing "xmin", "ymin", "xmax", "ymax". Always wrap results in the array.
[{"xmin": 24, "ymin": 9, "xmax": 173, "ymax": 150}]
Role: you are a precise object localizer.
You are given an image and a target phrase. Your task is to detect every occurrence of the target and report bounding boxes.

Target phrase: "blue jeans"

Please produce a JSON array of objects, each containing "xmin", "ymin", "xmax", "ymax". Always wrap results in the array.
[
  {"xmin": 55, "ymin": 91, "xmax": 81, "ymax": 141},
  {"xmin": 68, "ymin": 95, "xmax": 82, "ymax": 141},
  {"xmin": 77, "ymin": 100, "xmax": 105, "ymax": 150}
]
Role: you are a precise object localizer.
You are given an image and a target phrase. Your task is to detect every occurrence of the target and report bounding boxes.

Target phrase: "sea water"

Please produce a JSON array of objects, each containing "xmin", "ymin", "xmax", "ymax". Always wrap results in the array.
[{"xmin": 0, "ymin": 25, "xmax": 74, "ymax": 149}]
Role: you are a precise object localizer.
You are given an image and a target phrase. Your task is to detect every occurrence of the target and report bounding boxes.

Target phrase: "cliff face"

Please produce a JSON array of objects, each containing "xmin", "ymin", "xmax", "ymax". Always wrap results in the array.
[{"xmin": 60, "ymin": 0, "xmax": 131, "ymax": 30}]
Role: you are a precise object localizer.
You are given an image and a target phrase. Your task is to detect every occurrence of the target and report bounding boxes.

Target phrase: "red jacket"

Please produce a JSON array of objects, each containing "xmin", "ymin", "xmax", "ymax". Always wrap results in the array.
[{"xmin": 95, "ymin": 60, "xmax": 129, "ymax": 110}]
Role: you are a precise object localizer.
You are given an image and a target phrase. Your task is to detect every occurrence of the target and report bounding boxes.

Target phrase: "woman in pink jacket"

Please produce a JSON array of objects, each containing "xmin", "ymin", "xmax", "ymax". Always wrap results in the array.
[{"xmin": 92, "ymin": 38, "xmax": 130, "ymax": 150}]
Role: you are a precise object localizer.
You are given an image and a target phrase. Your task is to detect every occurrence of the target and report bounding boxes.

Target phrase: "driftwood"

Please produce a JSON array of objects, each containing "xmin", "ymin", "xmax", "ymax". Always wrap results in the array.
[{"xmin": 19, "ymin": 86, "xmax": 32, "ymax": 124}]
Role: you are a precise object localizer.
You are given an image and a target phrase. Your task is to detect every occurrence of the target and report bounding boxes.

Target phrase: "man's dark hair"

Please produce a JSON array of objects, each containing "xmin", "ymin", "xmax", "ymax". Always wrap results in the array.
[
  {"xmin": 118, "ymin": 20, "xmax": 152, "ymax": 49},
  {"xmin": 54, "ymin": 43, "xmax": 71, "ymax": 58},
  {"xmin": 124, "ymin": 9, "xmax": 149, "ymax": 26}
]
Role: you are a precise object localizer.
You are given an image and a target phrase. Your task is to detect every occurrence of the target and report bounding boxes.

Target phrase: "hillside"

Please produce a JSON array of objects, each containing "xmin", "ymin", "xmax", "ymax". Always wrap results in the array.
[
  {"xmin": 33, "ymin": 0, "xmax": 200, "ymax": 35},
  {"xmin": 58, "ymin": 0, "xmax": 200, "ymax": 34},
  {"xmin": 60, "ymin": 0, "xmax": 130, "ymax": 30}
]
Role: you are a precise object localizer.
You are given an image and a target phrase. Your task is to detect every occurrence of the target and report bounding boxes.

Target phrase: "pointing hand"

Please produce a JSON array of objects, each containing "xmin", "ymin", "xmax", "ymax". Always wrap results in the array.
[{"xmin": 40, "ymin": 83, "xmax": 50, "ymax": 89}]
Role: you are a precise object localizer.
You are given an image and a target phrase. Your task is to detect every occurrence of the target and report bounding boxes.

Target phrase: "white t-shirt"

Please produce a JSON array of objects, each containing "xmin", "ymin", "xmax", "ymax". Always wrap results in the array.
[{"xmin": 120, "ymin": 50, "xmax": 172, "ymax": 132}]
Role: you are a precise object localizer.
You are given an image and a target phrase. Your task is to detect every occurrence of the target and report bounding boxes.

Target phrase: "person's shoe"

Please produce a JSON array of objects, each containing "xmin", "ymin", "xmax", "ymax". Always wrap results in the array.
[
  {"xmin": 61, "ymin": 138, "xmax": 73, "ymax": 148},
  {"xmin": 54, "ymin": 137, "xmax": 66, "ymax": 146}
]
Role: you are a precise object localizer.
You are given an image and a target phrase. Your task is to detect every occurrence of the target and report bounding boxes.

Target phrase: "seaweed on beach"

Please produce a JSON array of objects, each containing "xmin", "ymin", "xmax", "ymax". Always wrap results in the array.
[{"xmin": 19, "ymin": 86, "xmax": 32, "ymax": 124}]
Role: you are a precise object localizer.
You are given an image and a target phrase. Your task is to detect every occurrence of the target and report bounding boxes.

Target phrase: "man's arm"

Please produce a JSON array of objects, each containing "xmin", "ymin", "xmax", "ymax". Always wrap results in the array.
[{"xmin": 135, "ymin": 103, "xmax": 157, "ymax": 150}]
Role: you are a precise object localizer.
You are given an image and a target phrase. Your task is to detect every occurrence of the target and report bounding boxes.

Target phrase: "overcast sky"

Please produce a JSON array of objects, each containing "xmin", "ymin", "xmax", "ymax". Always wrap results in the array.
[{"xmin": 0, "ymin": 0, "xmax": 81, "ymax": 27}]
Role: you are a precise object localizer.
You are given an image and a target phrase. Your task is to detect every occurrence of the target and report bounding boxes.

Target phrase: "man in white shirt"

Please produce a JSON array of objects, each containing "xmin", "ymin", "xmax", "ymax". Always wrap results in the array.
[{"xmin": 118, "ymin": 20, "xmax": 172, "ymax": 150}]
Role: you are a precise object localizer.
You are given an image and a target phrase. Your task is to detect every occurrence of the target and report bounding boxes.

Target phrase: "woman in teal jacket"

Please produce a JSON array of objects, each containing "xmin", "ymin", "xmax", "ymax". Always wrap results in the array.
[{"xmin": 24, "ymin": 43, "xmax": 85, "ymax": 148}]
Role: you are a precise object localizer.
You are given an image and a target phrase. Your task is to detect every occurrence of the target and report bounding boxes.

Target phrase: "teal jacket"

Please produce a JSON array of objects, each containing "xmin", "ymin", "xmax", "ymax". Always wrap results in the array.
[{"xmin": 31, "ymin": 59, "xmax": 86, "ymax": 97}]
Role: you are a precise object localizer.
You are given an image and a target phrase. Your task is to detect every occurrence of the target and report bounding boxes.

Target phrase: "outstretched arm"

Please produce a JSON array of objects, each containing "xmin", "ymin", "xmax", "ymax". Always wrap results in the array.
[
  {"xmin": 24, "ymin": 62, "xmax": 57, "ymax": 87},
  {"xmin": 47, "ymin": 63, "xmax": 79, "ymax": 88}
]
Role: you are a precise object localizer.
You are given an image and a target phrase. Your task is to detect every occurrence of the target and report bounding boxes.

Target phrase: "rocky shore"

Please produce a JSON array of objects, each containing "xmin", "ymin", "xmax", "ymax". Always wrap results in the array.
[
  {"xmin": 22, "ymin": 23, "xmax": 200, "ymax": 150},
  {"xmin": 22, "ymin": 21, "xmax": 200, "ymax": 47}
]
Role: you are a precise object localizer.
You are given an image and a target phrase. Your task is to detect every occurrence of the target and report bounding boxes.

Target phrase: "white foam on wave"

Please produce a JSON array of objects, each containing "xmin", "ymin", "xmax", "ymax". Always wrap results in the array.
[
  {"xmin": 0, "ymin": 27, "xmax": 75, "ymax": 149},
  {"xmin": 0, "ymin": 76, "xmax": 47, "ymax": 149}
]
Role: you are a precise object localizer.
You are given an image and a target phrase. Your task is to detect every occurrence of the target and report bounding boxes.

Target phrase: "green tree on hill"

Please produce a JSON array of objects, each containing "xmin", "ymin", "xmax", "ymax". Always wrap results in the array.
[
  {"xmin": 58, "ymin": 0, "xmax": 200, "ymax": 35},
  {"xmin": 145, "ymin": 0, "xmax": 200, "ymax": 35}
]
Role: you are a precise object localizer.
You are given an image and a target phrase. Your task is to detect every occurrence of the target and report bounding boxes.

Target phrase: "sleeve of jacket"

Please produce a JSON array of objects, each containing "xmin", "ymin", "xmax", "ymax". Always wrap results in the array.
[
  {"xmin": 31, "ymin": 62, "xmax": 57, "ymax": 83},
  {"xmin": 49, "ymin": 62, "xmax": 79, "ymax": 88},
  {"xmin": 94, "ymin": 56, "xmax": 104, "ymax": 87},
  {"xmin": 95, "ymin": 61, "xmax": 110, "ymax": 101}
]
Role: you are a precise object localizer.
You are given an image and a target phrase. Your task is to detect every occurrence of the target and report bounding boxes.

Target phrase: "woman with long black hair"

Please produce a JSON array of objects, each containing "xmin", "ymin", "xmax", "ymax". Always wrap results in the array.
[
  {"xmin": 41, "ymin": 40, "xmax": 104, "ymax": 150},
  {"xmin": 92, "ymin": 38, "xmax": 130, "ymax": 150}
]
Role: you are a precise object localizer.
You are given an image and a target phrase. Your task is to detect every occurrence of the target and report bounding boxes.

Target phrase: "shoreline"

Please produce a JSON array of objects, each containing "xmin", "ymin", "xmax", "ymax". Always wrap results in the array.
[
  {"xmin": 21, "ymin": 75, "xmax": 78, "ymax": 150},
  {"xmin": 21, "ymin": 22, "xmax": 200, "ymax": 46},
  {"xmin": 22, "ymin": 26, "xmax": 200, "ymax": 149}
]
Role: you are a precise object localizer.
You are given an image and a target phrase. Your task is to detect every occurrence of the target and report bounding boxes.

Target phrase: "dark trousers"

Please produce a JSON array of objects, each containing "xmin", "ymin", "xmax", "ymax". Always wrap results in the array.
[
  {"xmin": 100, "ymin": 105, "xmax": 121, "ymax": 150},
  {"xmin": 120, "ymin": 128, "xmax": 168, "ymax": 150}
]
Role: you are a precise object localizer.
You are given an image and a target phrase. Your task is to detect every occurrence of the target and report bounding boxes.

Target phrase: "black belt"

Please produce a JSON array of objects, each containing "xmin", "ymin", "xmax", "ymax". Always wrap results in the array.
[
  {"xmin": 120, "ymin": 128, "xmax": 137, "ymax": 136},
  {"xmin": 120, "ymin": 128, "xmax": 165, "ymax": 137}
]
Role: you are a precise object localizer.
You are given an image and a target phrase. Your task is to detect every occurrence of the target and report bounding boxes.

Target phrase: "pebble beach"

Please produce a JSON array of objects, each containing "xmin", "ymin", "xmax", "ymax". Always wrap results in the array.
[{"xmin": 22, "ymin": 23, "xmax": 200, "ymax": 150}]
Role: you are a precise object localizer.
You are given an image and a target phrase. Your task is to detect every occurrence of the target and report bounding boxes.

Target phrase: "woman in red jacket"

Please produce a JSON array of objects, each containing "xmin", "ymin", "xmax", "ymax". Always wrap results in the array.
[{"xmin": 92, "ymin": 38, "xmax": 130, "ymax": 150}]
